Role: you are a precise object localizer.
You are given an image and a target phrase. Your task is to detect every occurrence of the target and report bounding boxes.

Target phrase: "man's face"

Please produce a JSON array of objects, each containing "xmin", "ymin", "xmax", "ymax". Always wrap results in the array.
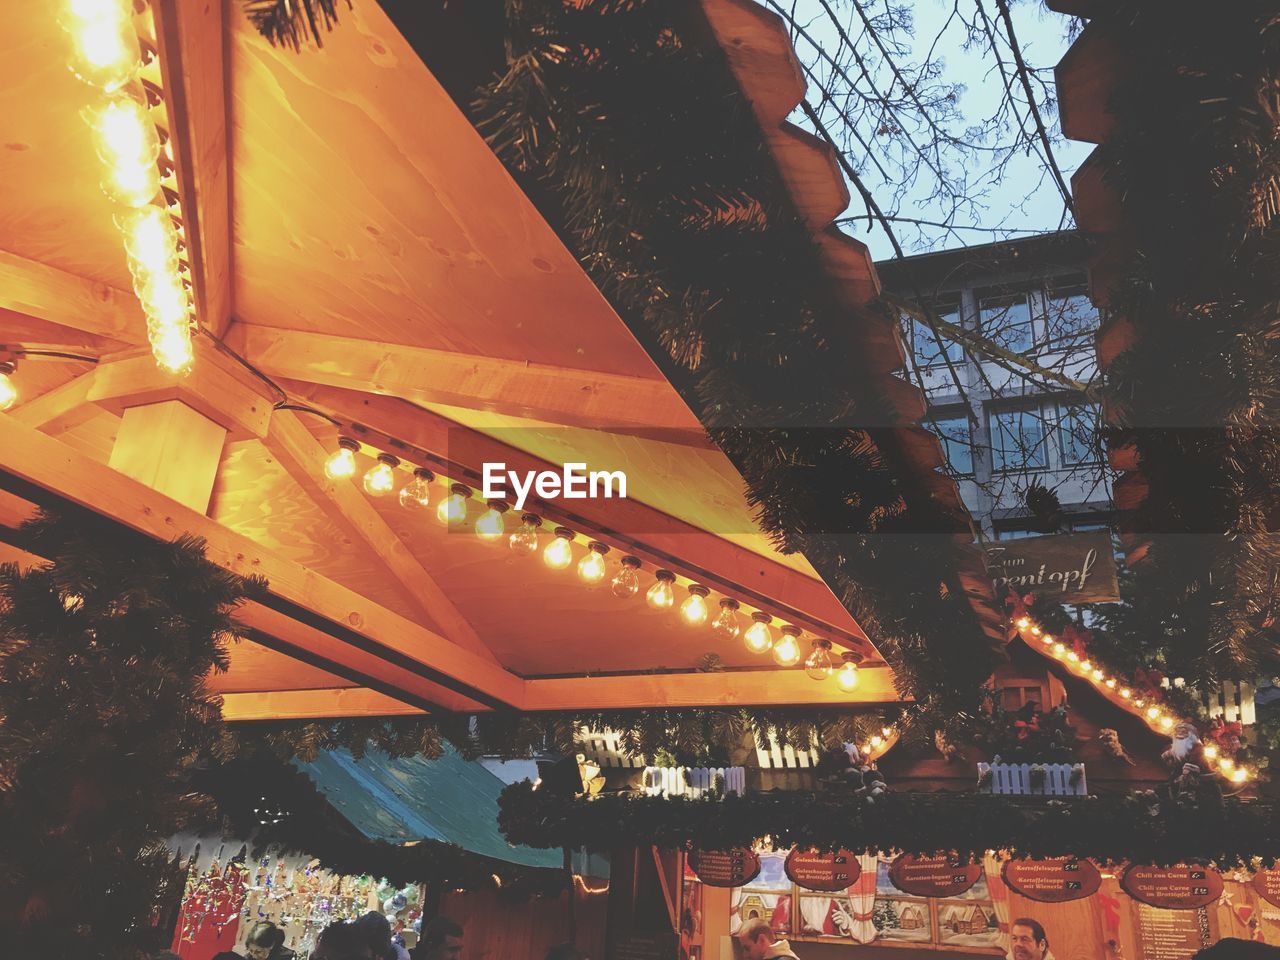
[
  {"xmin": 1010, "ymin": 925, "xmax": 1046, "ymax": 960},
  {"xmin": 246, "ymin": 947, "xmax": 271, "ymax": 960},
  {"xmin": 430, "ymin": 934, "xmax": 463, "ymax": 960},
  {"xmin": 736, "ymin": 933, "xmax": 769, "ymax": 960}
]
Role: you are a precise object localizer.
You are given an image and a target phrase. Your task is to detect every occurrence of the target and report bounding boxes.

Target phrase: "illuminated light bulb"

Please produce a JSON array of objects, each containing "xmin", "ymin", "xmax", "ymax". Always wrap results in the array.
[
  {"xmin": 803, "ymin": 638, "xmax": 834, "ymax": 679},
  {"xmin": 152, "ymin": 328, "xmax": 193, "ymax": 374},
  {"xmin": 882, "ymin": 727, "xmax": 893, "ymax": 738},
  {"xmin": 437, "ymin": 483, "xmax": 472, "ymax": 526},
  {"xmin": 543, "ymin": 527, "xmax": 575, "ymax": 570},
  {"xmin": 62, "ymin": 0, "xmax": 141, "ymax": 92},
  {"xmin": 1231, "ymin": 767, "xmax": 1248, "ymax": 784},
  {"xmin": 120, "ymin": 206, "xmax": 179, "ymax": 279},
  {"xmin": 711, "ymin": 598, "xmax": 742, "ymax": 640},
  {"xmin": 1120, "ymin": 688, "xmax": 1131, "ymax": 699},
  {"xmin": 1080, "ymin": 661, "xmax": 1092, "ymax": 672},
  {"xmin": 1052, "ymin": 642, "xmax": 1065, "ymax": 657},
  {"xmin": 1015, "ymin": 616, "xmax": 1031, "ymax": 630},
  {"xmin": 577, "ymin": 541, "xmax": 609, "ymax": 584},
  {"xmin": 773, "ymin": 625, "xmax": 802, "ymax": 667},
  {"xmin": 1029, "ymin": 625, "xmax": 1042, "ymax": 637},
  {"xmin": 475, "ymin": 501, "xmax": 509, "ymax": 540},
  {"xmin": 836, "ymin": 653, "xmax": 860, "ymax": 692},
  {"xmin": 1066, "ymin": 651, "xmax": 1079, "ymax": 663},
  {"xmin": 1134, "ymin": 698, "xmax": 1146, "ymax": 708},
  {"xmin": 1203, "ymin": 744, "xmax": 1219, "ymax": 760},
  {"xmin": 362, "ymin": 453, "xmax": 399, "ymax": 496},
  {"xmin": 744, "ymin": 612, "xmax": 775, "ymax": 654},
  {"xmin": 509, "ymin": 513, "xmax": 542, "ymax": 555},
  {"xmin": 1105, "ymin": 678, "xmax": 1117, "ymax": 689},
  {"xmin": 645, "ymin": 569, "xmax": 676, "ymax": 609},
  {"xmin": 870, "ymin": 735, "xmax": 884, "ymax": 749},
  {"xmin": 85, "ymin": 96, "xmax": 161, "ymax": 207},
  {"xmin": 398, "ymin": 467, "xmax": 434, "ymax": 510},
  {"xmin": 1145, "ymin": 706, "xmax": 1160, "ymax": 720},
  {"xmin": 680, "ymin": 585, "xmax": 710, "ymax": 626},
  {"xmin": 610, "ymin": 555, "xmax": 641, "ymax": 598},
  {"xmin": 324, "ymin": 438, "xmax": 359, "ymax": 480},
  {"xmin": 1159, "ymin": 715, "xmax": 1174, "ymax": 730},
  {"xmin": 1219, "ymin": 756, "xmax": 1234, "ymax": 771},
  {"xmin": 1092, "ymin": 669, "xmax": 1105, "ymax": 681},
  {"xmin": 861, "ymin": 743, "xmax": 873, "ymax": 755},
  {"xmin": 0, "ymin": 361, "xmax": 17, "ymax": 411}
]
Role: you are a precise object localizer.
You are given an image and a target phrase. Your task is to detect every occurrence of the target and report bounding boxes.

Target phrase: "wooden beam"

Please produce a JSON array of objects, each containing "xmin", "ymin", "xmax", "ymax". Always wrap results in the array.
[
  {"xmin": 0, "ymin": 414, "xmax": 525, "ymax": 709},
  {"xmin": 151, "ymin": 0, "xmax": 233, "ymax": 337},
  {"xmin": 10, "ymin": 368, "xmax": 99, "ymax": 433},
  {"xmin": 109, "ymin": 400, "xmax": 227, "ymax": 513},
  {"xmin": 231, "ymin": 324, "xmax": 703, "ymax": 438},
  {"xmin": 522, "ymin": 665, "xmax": 902, "ymax": 710},
  {"xmin": 0, "ymin": 249, "xmax": 145, "ymax": 343},
  {"xmin": 264, "ymin": 410, "xmax": 498, "ymax": 663},
  {"xmin": 219, "ymin": 688, "xmax": 424, "ymax": 721},
  {"xmin": 283, "ymin": 382, "xmax": 877, "ymax": 656}
]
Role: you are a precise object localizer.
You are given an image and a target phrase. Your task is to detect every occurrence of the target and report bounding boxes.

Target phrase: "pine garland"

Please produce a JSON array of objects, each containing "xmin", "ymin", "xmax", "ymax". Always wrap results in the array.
[
  {"xmin": 0, "ymin": 511, "xmax": 262, "ymax": 957},
  {"xmin": 497, "ymin": 780, "xmax": 1280, "ymax": 867}
]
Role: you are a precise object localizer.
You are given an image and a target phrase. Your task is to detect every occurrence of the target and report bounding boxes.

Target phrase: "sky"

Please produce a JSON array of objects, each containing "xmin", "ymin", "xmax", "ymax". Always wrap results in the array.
[{"xmin": 784, "ymin": 0, "xmax": 1093, "ymax": 260}]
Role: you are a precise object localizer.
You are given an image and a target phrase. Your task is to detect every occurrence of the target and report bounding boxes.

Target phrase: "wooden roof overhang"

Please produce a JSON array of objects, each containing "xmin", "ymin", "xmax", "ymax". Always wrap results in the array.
[{"xmin": 0, "ymin": 0, "xmax": 990, "ymax": 721}]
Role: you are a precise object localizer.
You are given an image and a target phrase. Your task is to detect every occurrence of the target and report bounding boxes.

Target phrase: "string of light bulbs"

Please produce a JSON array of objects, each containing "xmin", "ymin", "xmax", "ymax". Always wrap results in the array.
[
  {"xmin": 1011, "ymin": 613, "xmax": 1251, "ymax": 784},
  {"xmin": 322, "ymin": 435, "xmax": 866, "ymax": 690},
  {"xmin": 61, "ymin": 0, "xmax": 197, "ymax": 374}
]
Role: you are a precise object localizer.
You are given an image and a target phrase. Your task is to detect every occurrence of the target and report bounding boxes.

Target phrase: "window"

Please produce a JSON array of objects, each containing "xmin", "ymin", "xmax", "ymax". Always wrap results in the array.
[
  {"xmin": 990, "ymin": 407, "xmax": 1048, "ymax": 471},
  {"xmin": 979, "ymin": 290, "xmax": 1035, "ymax": 354},
  {"xmin": 927, "ymin": 415, "xmax": 973, "ymax": 475},
  {"xmin": 1058, "ymin": 403, "xmax": 1101, "ymax": 466},
  {"xmin": 907, "ymin": 303, "xmax": 965, "ymax": 368},
  {"xmin": 994, "ymin": 526, "xmax": 1038, "ymax": 540},
  {"xmin": 1044, "ymin": 277, "xmax": 1099, "ymax": 350}
]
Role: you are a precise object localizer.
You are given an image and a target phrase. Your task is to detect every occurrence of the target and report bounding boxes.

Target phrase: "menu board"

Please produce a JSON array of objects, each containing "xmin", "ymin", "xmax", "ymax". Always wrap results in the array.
[
  {"xmin": 1136, "ymin": 903, "xmax": 1212, "ymax": 960},
  {"xmin": 1002, "ymin": 858, "xmax": 1102, "ymax": 903},
  {"xmin": 687, "ymin": 848, "xmax": 760, "ymax": 888},
  {"xmin": 784, "ymin": 849, "xmax": 862, "ymax": 892},
  {"xmin": 1122, "ymin": 864, "xmax": 1223, "ymax": 910},
  {"xmin": 889, "ymin": 853, "xmax": 982, "ymax": 897},
  {"xmin": 1252, "ymin": 869, "xmax": 1280, "ymax": 908}
]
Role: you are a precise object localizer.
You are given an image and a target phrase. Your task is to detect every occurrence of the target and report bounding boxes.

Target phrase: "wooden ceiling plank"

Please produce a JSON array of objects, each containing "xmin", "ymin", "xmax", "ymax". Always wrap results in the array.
[
  {"xmin": 151, "ymin": 0, "xmax": 233, "ymax": 337},
  {"xmin": 264, "ymin": 409, "xmax": 500, "ymax": 664},
  {"xmin": 9, "ymin": 367, "xmax": 99, "ymax": 434},
  {"xmin": 523, "ymin": 666, "xmax": 902, "ymax": 710},
  {"xmin": 283, "ymin": 382, "xmax": 878, "ymax": 655},
  {"xmin": 0, "ymin": 414, "xmax": 525, "ymax": 708},
  {"xmin": 219, "ymin": 688, "xmax": 424, "ymax": 721},
  {"xmin": 231, "ymin": 324, "xmax": 703, "ymax": 438},
  {"xmin": 0, "ymin": 249, "xmax": 144, "ymax": 344}
]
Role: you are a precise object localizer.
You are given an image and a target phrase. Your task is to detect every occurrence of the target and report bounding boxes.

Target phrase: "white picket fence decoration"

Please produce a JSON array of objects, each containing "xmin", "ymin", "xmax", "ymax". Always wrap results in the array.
[
  {"xmin": 642, "ymin": 766, "xmax": 746, "ymax": 799},
  {"xmin": 577, "ymin": 728, "xmax": 645, "ymax": 768},
  {"xmin": 754, "ymin": 728, "xmax": 821, "ymax": 769},
  {"xmin": 977, "ymin": 762, "xmax": 1086, "ymax": 797},
  {"xmin": 1203, "ymin": 681, "xmax": 1256, "ymax": 725}
]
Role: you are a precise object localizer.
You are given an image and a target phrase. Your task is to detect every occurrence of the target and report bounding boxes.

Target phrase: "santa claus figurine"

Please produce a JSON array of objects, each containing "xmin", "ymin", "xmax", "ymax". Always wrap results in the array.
[{"xmin": 1161, "ymin": 722, "xmax": 1225, "ymax": 801}]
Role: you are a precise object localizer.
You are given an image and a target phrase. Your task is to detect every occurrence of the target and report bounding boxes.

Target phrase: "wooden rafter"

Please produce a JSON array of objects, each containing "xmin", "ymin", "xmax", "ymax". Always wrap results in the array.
[
  {"xmin": 0, "ymin": 249, "xmax": 144, "ymax": 344},
  {"xmin": 150, "ymin": 0, "xmax": 233, "ymax": 337},
  {"xmin": 9, "ymin": 368, "xmax": 99, "ymax": 434},
  {"xmin": 230, "ymin": 324, "xmax": 708, "ymax": 442},
  {"xmin": 220, "ymin": 687, "xmax": 422, "ymax": 721},
  {"xmin": 263, "ymin": 409, "xmax": 499, "ymax": 663}
]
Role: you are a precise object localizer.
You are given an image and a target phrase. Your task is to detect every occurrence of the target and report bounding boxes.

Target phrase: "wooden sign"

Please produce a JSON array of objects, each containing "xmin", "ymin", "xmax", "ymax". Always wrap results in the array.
[
  {"xmin": 1251, "ymin": 869, "xmax": 1280, "ymax": 907},
  {"xmin": 982, "ymin": 531, "xmax": 1119, "ymax": 604},
  {"xmin": 784, "ymin": 849, "xmax": 862, "ymax": 892},
  {"xmin": 1002, "ymin": 858, "xmax": 1101, "ymax": 903},
  {"xmin": 1121, "ymin": 864, "xmax": 1223, "ymax": 910},
  {"xmin": 687, "ymin": 848, "xmax": 760, "ymax": 888},
  {"xmin": 889, "ymin": 853, "xmax": 982, "ymax": 898}
]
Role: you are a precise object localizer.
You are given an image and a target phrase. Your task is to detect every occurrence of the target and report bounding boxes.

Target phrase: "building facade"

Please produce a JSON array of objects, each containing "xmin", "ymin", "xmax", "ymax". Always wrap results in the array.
[{"xmin": 876, "ymin": 231, "xmax": 1112, "ymax": 540}]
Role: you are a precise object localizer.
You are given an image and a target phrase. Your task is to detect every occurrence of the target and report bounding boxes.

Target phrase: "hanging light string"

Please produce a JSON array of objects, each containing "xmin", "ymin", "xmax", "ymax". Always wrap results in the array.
[
  {"xmin": 1010, "ymin": 612, "xmax": 1251, "ymax": 784},
  {"xmin": 0, "ymin": 350, "xmax": 100, "ymax": 413},
  {"xmin": 61, "ymin": 0, "xmax": 197, "ymax": 374},
  {"xmin": 318, "ymin": 430, "xmax": 870, "ymax": 687}
]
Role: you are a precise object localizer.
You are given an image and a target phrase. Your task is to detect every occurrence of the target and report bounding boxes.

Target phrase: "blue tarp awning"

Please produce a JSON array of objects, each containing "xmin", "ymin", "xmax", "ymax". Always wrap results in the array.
[{"xmin": 292, "ymin": 745, "xmax": 560, "ymax": 870}]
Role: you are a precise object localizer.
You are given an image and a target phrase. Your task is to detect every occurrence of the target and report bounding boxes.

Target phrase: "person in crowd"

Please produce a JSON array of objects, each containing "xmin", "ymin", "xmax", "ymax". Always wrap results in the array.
[
  {"xmin": 411, "ymin": 917, "xmax": 463, "ymax": 960},
  {"xmin": 355, "ymin": 911, "xmax": 409, "ymax": 960},
  {"xmin": 211, "ymin": 953, "xmax": 245, "ymax": 960},
  {"xmin": 1192, "ymin": 941, "xmax": 1280, "ymax": 960},
  {"xmin": 545, "ymin": 944, "xmax": 585, "ymax": 960},
  {"xmin": 1010, "ymin": 918, "xmax": 1054, "ymax": 960},
  {"xmin": 735, "ymin": 918, "xmax": 799, "ymax": 960},
  {"xmin": 311, "ymin": 921, "xmax": 374, "ymax": 960},
  {"xmin": 244, "ymin": 920, "xmax": 297, "ymax": 960}
]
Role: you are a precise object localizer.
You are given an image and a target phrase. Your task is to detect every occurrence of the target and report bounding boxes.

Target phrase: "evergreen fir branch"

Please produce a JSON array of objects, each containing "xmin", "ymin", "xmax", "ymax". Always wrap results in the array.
[{"xmin": 241, "ymin": 0, "xmax": 350, "ymax": 51}]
